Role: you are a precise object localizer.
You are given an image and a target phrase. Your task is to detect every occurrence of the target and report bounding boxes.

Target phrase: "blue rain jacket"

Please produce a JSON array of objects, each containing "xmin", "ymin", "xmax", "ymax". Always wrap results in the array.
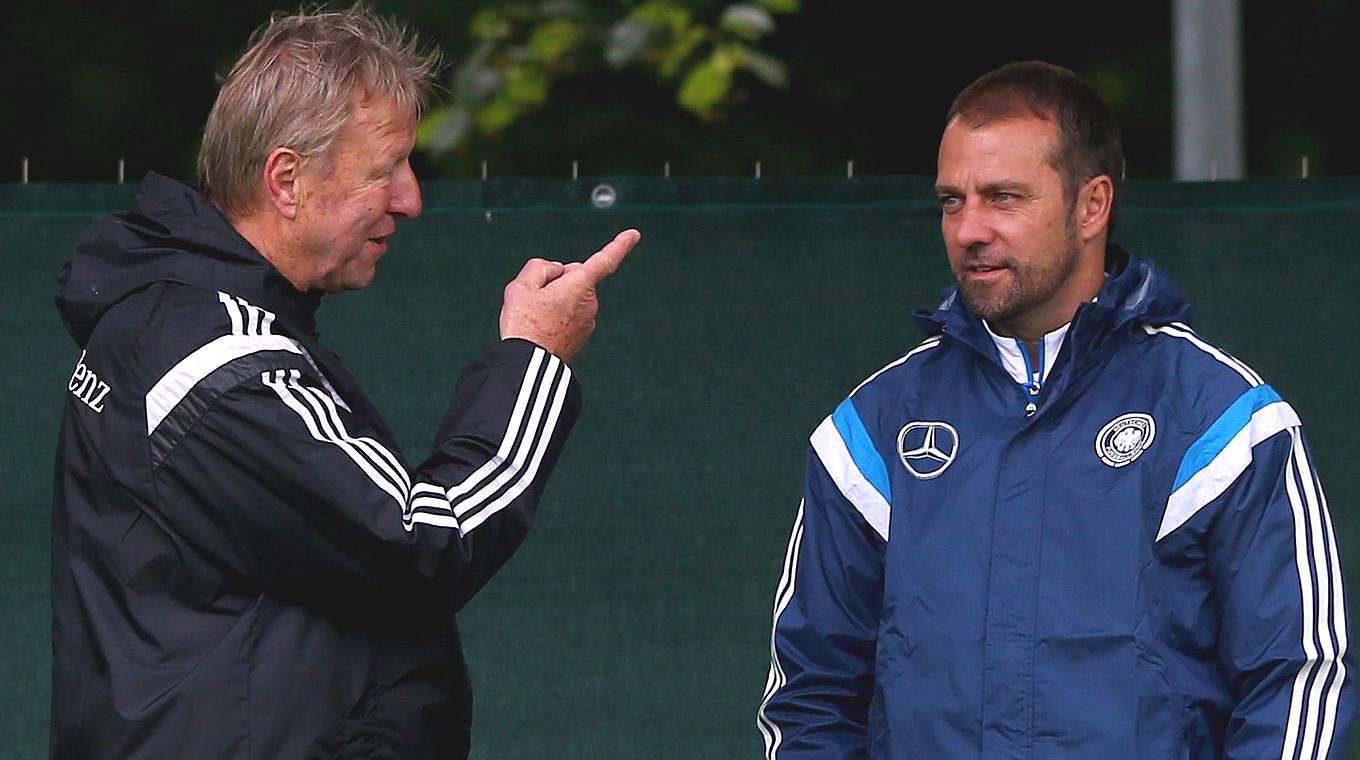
[{"xmin": 758, "ymin": 250, "xmax": 1354, "ymax": 759}]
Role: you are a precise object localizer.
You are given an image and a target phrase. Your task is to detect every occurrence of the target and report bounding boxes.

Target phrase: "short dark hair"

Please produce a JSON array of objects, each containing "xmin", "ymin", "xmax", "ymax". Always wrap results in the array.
[{"xmin": 946, "ymin": 61, "xmax": 1124, "ymax": 228}]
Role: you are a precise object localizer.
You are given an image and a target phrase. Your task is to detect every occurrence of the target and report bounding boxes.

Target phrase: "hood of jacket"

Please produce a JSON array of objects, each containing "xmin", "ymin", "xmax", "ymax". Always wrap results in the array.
[{"xmin": 56, "ymin": 172, "xmax": 321, "ymax": 347}]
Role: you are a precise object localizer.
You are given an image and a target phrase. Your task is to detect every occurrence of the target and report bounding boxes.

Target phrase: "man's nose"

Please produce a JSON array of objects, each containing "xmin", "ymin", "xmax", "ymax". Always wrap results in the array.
[
  {"xmin": 951, "ymin": 202, "xmax": 994, "ymax": 249},
  {"xmin": 389, "ymin": 162, "xmax": 423, "ymax": 220}
]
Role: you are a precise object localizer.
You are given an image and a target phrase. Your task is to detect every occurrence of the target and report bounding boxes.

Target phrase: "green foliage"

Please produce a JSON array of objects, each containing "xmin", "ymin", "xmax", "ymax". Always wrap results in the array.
[
  {"xmin": 658, "ymin": 25, "xmax": 706, "ymax": 78},
  {"xmin": 678, "ymin": 52, "xmax": 734, "ymax": 115},
  {"xmin": 477, "ymin": 94, "xmax": 522, "ymax": 133},
  {"xmin": 419, "ymin": 0, "xmax": 800, "ymax": 154},
  {"xmin": 740, "ymin": 47, "xmax": 789, "ymax": 89},
  {"xmin": 469, "ymin": 8, "xmax": 512, "ymax": 40},
  {"xmin": 631, "ymin": 0, "xmax": 693, "ymax": 32},
  {"xmin": 505, "ymin": 63, "xmax": 551, "ymax": 105},
  {"xmin": 720, "ymin": 4, "xmax": 775, "ymax": 40},
  {"xmin": 527, "ymin": 19, "xmax": 580, "ymax": 62}
]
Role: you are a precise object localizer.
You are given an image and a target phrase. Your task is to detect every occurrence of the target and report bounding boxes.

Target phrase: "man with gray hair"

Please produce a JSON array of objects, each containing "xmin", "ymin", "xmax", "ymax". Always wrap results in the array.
[{"xmin": 50, "ymin": 7, "xmax": 638, "ymax": 758}]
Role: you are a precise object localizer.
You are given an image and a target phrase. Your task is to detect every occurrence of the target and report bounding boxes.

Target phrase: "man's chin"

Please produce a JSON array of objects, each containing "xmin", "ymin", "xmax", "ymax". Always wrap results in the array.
[
  {"xmin": 959, "ymin": 287, "xmax": 1018, "ymax": 323},
  {"xmin": 346, "ymin": 272, "xmax": 378, "ymax": 291},
  {"xmin": 321, "ymin": 268, "xmax": 378, "ymax": 293}
]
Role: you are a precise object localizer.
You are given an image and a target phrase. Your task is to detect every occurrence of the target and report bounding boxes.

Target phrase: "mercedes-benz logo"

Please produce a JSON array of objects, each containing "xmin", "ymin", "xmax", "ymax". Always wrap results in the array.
[{"xmin": 897, "ymin": 421, "xmax": 959, "ymax": 480}]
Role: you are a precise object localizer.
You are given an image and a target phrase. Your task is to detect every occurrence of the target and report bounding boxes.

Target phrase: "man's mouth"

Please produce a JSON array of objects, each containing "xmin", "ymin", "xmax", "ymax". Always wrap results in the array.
[
  {"xmin": 369, "ymin": 224, "xmax": 397, "ymax": 245},
  {"xmin": 965, "ymin": 261, "xmax": 1007, "ymax": 272},
  {"xmin": 961, "ymin": 261, "xmax": 1010, "ymax": 283}
]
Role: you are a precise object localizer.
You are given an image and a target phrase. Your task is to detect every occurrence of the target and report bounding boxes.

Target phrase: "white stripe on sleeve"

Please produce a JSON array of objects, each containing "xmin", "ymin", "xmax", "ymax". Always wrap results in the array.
[
  {"xmin": 453, "ymin": 356, "xmax": 563, "ymax": 519},
  {"xmin": 147, "ymin": 333, "xmax": 305, "ymax": 435},
  {"xmin": 292, "ymin": 382, "xmax": 411, "ymax": 495},
  {"xmin": 1291, "ymin": 432, "xmax": 1345, "ymax": 760},
  {"xmin": 1281, "ymin": 429, "xmax": 1346, "ymax": 760},
  {"xmin": 809, "ymin": 415, "xmax": 890, "ymax": 541},
  {"xmin": 257, "ymin": 346, "xmax": 573, "ymax": 537},
  {"xmin": 444, "ymin": 348, "xmax": 546, "ymax": 503},
  {"xmin": 217, "ymin": 291, "xmax": 243, "ymax": 334},
  {"xmin": 757, "ymin": 501, "xmax": 805, "ymax": 759},
  {"xmin": 459, "ymin": 361, "xmax": 571, "ymax": 534},
  {"xmin": 1312, "ymin": 444, "xmax": 1349, "ymax": 760},
  {"xmin": 1143, "ymin": 323, "xmax": 1263, "ymax": 386},
  {"xmin": 1157, "ymin": 401, "xmax": 1300, "ymax": 541},
  {"xmin": 262, "ymin": 370, "xmax": 408, "ymax": 511},
  {"xmin": 850, "ymin": 337, "xmax": 940, "ymax": 397},
  {"xmin": 242, "ymin": 299, "xmax": 261, "ymax": 336}
]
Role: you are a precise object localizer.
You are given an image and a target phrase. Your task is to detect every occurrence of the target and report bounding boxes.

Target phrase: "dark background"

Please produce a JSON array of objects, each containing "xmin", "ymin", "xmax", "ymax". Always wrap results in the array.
[
  {"xmin": 3, "ymin": 1, "xmax": 1355, "ymax": 183},
  {"xmin": 4, "ymin": 2, "xmax": 1359, "ymax": 757}
]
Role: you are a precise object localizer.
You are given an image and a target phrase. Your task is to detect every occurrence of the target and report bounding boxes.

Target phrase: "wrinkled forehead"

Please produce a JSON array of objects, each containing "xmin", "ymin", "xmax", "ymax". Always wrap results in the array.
[
  {"xmin": 950, "ymin": 84, "xmax": 1057, "ymax": 131},
  {"xmin": 937, "ymin": 115, "xmax": 1061, "ymax": 183},
  {"xmin": 350, "ymin": 89, "xmax": 419, "ymax": 132},
  {"xmin": 329, "ymin": 92, "xmax": 418, "ymax": 150}
]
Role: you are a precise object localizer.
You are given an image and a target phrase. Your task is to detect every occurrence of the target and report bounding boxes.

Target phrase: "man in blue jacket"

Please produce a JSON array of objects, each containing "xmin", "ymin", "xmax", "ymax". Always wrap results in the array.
[{"xmin": 757, "ymin": 61, "xmax": 1354, "ymax": 758}]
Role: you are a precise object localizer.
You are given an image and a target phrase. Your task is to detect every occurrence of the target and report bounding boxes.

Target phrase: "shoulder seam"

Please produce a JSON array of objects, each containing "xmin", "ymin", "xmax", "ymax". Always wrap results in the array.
[
  {"xmin": 145, "ymin": 332, "xmax": 308, "ymax": 436},
  {"xmin": 849, "ymin": 336, "xmax": 943, "ymax": 398},
  {"xmin": 1141, "ymin": 321, "xmax": 1263, "ymax": 387},
  {"xmin": 149, "ymin": 349, "xmax": 314, "ymax": 470},
  {"xmin": 145, "ymin": 290, "xmax": 349, "ymax": 437}
]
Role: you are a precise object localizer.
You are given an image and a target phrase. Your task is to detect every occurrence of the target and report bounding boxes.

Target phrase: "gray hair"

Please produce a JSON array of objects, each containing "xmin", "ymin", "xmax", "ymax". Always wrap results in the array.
[{"xmin": 197, "ymin": 5, "xmax": 442, "ymax": 218}]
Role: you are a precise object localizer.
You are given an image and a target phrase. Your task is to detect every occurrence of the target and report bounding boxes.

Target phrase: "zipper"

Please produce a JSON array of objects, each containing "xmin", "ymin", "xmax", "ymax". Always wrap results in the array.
[{"xmin": 1016, "ymin": 337, "xmax": 1044, "ymax": 417}]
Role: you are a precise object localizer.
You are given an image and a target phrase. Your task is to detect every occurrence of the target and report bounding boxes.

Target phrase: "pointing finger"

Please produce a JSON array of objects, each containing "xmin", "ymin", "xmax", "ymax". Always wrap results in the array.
[{"xmin": 574, "ymin": 229, "xmax": 641, "ymax": 285}]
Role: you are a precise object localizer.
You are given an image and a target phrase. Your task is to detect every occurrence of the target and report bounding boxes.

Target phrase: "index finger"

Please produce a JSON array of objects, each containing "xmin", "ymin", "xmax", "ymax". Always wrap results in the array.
[{"xmin": 574, "ymin": 229, "xmax": 641, "ymax": 285}]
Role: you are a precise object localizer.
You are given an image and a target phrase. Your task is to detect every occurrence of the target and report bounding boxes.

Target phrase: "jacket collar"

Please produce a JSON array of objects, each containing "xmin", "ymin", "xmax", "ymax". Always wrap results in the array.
[
  {"xmin": 58, "ymin": 172, "xmax": 323, "ymax": 346},
  {"xmin": 912, "ymin": 244, "xmax": 1191, "ymax": 377}
]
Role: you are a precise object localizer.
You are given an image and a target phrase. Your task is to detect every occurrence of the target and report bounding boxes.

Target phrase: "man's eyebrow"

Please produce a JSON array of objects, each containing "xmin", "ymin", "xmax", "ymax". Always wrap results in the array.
[
  {"xmin": 978, "ymin": 180, "xmax": 1035, "ymax": 195},
  {"xmin": 934, "ymin": 181, "xmax": 1035, "ymax": 196}
]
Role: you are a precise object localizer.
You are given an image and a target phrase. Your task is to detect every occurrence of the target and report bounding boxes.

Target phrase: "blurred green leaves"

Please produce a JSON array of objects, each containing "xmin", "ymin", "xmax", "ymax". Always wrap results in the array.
[
  {"xmin": 720, "ymin": 4, "xmax": 775, "ymax": 40},
  {"xmin": 419, "ymin": 0, "xmax": 800, "ymax": 155},
  {"xmin": 528, "ymin": 19, "xmax": 580, "ymax": 62}
]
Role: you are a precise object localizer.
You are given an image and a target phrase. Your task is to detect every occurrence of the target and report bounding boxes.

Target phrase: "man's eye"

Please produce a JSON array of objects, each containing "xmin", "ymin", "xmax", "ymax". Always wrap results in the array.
[
  {"xmin": 938, "ymin": 196, "xmax": 961, "ymax": 211},
  {"xmin": 994, "ymin": 192, "xmax": 1018, "ymax": 203}
]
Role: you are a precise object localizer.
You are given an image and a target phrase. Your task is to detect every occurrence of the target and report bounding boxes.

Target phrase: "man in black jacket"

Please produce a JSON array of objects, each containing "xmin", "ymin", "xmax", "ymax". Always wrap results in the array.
[{"xmin": 50, "ymin": 7, "xmax": 639, "ymax": 758}]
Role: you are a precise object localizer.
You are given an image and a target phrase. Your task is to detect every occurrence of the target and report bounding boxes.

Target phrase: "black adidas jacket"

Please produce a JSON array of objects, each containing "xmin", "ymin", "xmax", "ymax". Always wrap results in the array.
[{"xmin": 51, "ymin": 173, "xmax": 581, "ymax": 758}]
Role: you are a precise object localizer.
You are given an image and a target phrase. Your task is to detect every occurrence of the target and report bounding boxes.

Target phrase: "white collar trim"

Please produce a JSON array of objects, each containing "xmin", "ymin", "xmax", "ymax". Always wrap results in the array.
[{"xmin": 983, "ymin": 320, "xmax": 1071, "ymax": 386}]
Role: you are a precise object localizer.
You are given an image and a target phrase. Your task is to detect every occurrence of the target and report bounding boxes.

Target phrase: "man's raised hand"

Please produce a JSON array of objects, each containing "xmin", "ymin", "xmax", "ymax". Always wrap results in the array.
[{"xmin": 499, "ymin": 229, "xmax": 641, "ymax": 362}]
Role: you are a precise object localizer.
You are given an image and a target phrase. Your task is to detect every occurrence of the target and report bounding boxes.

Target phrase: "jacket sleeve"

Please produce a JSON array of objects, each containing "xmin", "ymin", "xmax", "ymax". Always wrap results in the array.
[
  {"xmin": 152, "ymin": 337, "xmax": 580, "ymax": 613},
  {"xmin": 757, "ymin": 399, "xmax": 888, "ymax": 758},
  {"xmin": 1197, "ymin": 405, "xmax": 1355, "ymax": 758}
]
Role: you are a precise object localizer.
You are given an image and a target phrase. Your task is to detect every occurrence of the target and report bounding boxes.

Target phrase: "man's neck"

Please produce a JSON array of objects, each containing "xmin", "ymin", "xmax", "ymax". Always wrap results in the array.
[
  {"xmin": 989, "ymin": 295, "xmax": 1084, "ymax": 364},
  {"xmin": 986, "ymin": 321, "xmax": 1065, "ymax": 367},
  {"xmin": 988, "ymin": 242, "xmax": 1107, "ymax": 359},
  {"xmin": 229, "ymin": 210, "xmax": 311, "ymax": 292}
]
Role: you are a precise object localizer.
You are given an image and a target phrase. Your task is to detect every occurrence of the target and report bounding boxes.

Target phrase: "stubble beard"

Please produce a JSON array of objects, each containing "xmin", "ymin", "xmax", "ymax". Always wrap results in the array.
[{"xmin": 957, "ymin": 221, "xmax": 1082, "ymax": 325}]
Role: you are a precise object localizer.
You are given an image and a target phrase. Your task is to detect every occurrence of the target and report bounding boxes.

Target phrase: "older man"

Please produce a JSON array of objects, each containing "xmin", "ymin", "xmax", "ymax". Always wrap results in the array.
[
  {"xmin": 51, "ymin": 8, "xmax": 637, "ymax": 758},
  {"xmin": 758, "ymin": 61, "xmax": 1354, "ymax": 758}
]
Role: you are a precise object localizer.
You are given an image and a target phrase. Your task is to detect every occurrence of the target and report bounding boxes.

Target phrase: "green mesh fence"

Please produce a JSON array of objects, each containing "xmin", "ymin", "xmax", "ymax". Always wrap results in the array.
[{"xmin": 3, "ymin": 176, "xmax": 1358, "ymax": 758}]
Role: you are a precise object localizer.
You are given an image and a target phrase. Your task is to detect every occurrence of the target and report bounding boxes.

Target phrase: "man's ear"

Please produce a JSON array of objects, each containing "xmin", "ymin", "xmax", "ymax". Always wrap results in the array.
[
  {"xmin": 1077, "ymin": 175, "xmax": 1114, "ymax": 243},
  {"xmin": 262, "ymin": 147, "xmax": 304, "ymax": 220}
]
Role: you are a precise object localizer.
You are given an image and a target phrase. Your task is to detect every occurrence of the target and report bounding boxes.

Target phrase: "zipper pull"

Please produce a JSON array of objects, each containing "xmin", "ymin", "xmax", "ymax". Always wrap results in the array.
[
  {"xmin": 1015, "ymin": 337, "xmax": 1044, "ymax": 418},
  {"xmin": 1025, "ymin": 374, "xmax": 1042, "ymax": 417}
]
